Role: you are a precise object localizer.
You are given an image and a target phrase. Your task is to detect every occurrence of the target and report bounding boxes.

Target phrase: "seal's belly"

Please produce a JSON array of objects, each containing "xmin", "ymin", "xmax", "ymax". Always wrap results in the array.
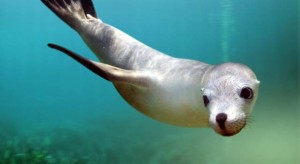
[
  {"xmin": 114, "ymin": 83, "xmax": 153, "ymax": 114},
  {"xmin": 113, "ymin": 83, "xmax": 209, "ymax": 127}
]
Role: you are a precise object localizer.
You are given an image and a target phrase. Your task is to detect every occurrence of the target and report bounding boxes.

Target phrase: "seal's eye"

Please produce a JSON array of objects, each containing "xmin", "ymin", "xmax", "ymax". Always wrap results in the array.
[
  {"xmin": 240, "ymin": 87, "xmax": 253, "ymax": 99},
  {"xmin": 203, "ymin": 95, "xmax": 209, "ymax": 107}
]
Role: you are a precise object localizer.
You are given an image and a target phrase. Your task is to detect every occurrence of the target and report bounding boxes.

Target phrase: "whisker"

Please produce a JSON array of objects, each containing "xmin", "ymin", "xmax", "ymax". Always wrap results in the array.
[{"xmin": 245, "ymin": 115, "xmax": 256, "ymax": 129}]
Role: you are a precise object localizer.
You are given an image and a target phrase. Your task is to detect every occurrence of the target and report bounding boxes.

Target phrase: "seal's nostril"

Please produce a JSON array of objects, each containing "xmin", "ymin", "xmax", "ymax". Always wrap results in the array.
[
  {"xmin": 216, "ymin": 113, "xmax": 227, "ymax": 130},
  {"xmin": 216, "ymin": 113, "xmax": 227, "ymax": 123}
]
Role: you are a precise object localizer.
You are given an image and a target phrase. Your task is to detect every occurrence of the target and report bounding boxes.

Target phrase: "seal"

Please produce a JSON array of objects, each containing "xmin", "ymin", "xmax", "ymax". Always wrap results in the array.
[{"xmin": 42, "ymin": 0, "xmax": 260, "ymax": 136}]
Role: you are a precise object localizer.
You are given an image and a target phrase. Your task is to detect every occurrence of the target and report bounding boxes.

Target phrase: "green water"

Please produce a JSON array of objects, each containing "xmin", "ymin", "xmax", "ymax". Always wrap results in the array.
[{"xmin": 0, "ymin": 0, "xmax": 299, "ymax": 163}]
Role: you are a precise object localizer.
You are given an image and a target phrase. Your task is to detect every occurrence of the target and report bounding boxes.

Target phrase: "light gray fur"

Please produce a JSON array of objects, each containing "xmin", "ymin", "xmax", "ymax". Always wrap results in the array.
[
  {"xmin": 42, "ymin": 0, "xmax": 260, "ymax": 136},
  {"xmin": 79, "ymin": 19, "xmax": 211, "ymax": 74}
]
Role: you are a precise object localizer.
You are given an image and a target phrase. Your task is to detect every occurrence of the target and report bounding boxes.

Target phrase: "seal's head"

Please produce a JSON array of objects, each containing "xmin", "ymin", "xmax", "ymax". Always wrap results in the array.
[{"xmin": 203, "ymin": 63, "xmax": 260, "ymax": 136}]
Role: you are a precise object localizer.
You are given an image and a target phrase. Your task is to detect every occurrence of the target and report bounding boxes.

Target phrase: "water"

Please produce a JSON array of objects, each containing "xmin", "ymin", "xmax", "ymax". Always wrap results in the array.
[{"xmin": 0, "ymin": 0, "xmax": 299, "ymax": 163}]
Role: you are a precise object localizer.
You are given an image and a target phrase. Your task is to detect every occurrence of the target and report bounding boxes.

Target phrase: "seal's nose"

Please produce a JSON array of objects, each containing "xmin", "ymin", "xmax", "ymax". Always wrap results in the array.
[{"xmin": 216, "ymin": 113, "xmax": 227, "ymax": 130}]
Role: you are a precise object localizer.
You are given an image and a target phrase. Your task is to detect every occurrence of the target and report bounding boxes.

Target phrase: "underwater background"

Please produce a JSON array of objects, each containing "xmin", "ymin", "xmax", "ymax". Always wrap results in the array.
[{"xmin": 0, "ymin": 0, "xmax": 299, "ymax": 163}]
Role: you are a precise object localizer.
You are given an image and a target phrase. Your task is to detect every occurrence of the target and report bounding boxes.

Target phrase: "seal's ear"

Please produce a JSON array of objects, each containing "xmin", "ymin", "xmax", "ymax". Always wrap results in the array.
[
  {"xmin": 254, "ymin": 79, "xmax": 260, "ymax": 86},
  {"xmin": 48, "ymin": 43, "xmax": 152, "ymax": 88}
]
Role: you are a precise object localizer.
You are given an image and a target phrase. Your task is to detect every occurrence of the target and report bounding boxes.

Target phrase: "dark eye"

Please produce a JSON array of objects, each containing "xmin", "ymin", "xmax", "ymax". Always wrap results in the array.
[
  {"xmin": 203, "ymin": 95, "xmax": 209, "ymax": 107},
  {"xmin": 240, "ymin": 87, "xmax": 254, "ymax": 99}
]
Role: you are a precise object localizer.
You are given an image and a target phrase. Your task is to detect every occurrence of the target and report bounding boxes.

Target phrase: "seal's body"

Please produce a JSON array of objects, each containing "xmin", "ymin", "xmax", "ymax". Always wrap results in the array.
[{"xmin": 42, "ymin": 0, "xmax": 260, "ymax": 136}]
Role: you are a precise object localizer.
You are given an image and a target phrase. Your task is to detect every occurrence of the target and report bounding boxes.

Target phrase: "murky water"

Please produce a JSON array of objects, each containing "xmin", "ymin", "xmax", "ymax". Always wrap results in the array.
[{"xmin": 0, "ymin": 0, "xmax": 299, "ymax": 163}]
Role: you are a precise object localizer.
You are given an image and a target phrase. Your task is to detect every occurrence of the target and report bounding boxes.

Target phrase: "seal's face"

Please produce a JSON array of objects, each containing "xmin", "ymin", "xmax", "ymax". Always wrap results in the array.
[{"xmin": 203, "ymin": 63, "xmax": 260, "ymax": 136}]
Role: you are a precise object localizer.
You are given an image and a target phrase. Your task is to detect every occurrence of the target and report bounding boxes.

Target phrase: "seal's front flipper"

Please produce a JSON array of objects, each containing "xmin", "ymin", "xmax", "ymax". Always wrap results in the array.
[
  {"xmin": 48, "ymin": 43, "xmax": 110, "ymax": 81},
  {"xmin": 48, "ymin": 44, "xmax": 152, "ymax": 88}
]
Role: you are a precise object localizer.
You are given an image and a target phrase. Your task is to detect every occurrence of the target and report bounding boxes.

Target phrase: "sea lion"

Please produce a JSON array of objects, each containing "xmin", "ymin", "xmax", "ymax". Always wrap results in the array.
[{"xmin": 41, "ymin": 0, "xmax": 260, "ymax": 136}]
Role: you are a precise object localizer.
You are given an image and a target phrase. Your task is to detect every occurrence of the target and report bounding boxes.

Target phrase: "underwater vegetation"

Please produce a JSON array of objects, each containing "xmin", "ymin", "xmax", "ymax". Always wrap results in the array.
[
  {"xmin": 0, "ymin": 123, "xmax": 113, "ymax": 163},
  {"xmin": 0, "ymin": 116, "xmax": 202, "ymax": 164},
  {"xmin": 0, "ymin": 143, "xmax": 52, "ymax": 164},
  {"xmin": 0, "ymin": 119, "xmax": 86, "ymax": 164}
]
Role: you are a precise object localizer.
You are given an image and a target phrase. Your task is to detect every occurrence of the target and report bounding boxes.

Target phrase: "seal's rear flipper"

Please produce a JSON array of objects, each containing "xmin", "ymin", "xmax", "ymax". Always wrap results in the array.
[
  {"xmin": 48, "ymin": 44, "xmax": 152, "ymax": 88},
  {"xmin": 41, "ymin": 0, "xmax": 99, "ymax": 29}
]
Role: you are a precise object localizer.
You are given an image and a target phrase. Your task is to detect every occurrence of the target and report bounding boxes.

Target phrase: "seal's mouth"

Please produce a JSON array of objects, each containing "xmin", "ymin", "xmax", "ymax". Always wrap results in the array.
[
  {"xmin": 216, "ymin": 126, "xmax": 245, "ymax": 136},
  {"xmin": 210, "ymin": 113, "xmax": 247, "ymax": 137}
]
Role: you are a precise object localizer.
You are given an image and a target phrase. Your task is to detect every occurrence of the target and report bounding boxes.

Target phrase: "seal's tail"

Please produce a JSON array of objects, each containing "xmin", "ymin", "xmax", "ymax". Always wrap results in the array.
[{"xmin": 41, "ymin": 0, "xmax": 98, "ymax": 30}]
